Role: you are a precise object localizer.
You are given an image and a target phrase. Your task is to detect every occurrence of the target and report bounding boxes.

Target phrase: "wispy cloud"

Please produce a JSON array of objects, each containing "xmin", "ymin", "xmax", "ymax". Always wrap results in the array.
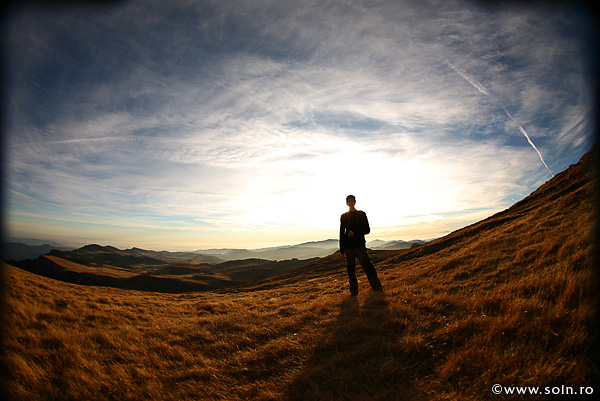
[
  {"xmin": 446, "ymin": 59, "xmax": 555, "ymax": 177},
  {"xmin": 4, "ymin": 0, "xmax": 595, "ymax": 249}
]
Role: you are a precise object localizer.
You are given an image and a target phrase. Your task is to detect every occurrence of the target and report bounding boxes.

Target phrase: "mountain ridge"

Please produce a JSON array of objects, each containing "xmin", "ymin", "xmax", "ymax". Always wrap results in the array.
[
  {"xmin": 8, "ymin": 244, "xmax": 319, "ymax": 293},
  {"xmin": 3, "ymin": 238, "xmax": 427, "ymax": 263}
]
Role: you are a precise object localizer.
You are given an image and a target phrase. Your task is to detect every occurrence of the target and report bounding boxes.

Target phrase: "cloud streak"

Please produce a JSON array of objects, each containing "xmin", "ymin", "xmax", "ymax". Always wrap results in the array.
[
  {"xmin": 446, "ymin": 59, "xmax": 554, "ymax": 177},
  {"xmin": 502, "ymin": 107, "xmax": 554, "ymax": 177},
  {"xmin": 446, "ymin": 60, "xmax": 490, "ymax": 96}
]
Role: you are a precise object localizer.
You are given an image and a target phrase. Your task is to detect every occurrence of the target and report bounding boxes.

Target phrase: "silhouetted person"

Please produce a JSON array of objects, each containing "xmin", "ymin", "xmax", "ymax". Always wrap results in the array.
[{"xmin": 339, "ymin": 195, "xmax": 383, "ymax": 296}]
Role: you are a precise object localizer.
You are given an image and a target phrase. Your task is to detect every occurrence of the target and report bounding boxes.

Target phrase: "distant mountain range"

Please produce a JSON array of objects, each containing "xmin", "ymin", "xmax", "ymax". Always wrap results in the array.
[
  {"xmin": 3, "ymin": 238, "xmax": 427, "ymax": 262},
  {"xmin": 6, "ymin": 244, "xmax": 318, "ymax": 293},
  {"xmin": 2, "ymin": 242, "xmax": 74, "ymax": 261},
  {"xmin": 1, "ymin": 238, "xmax": 427, "ymax": 293},
  {"xmin": 196, "ymin": 238, "xmax": 426, "ymax": 261}
]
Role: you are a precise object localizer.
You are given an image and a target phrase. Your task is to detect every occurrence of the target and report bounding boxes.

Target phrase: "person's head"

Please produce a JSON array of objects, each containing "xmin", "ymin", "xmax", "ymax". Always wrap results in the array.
[{"xmin": 346, "ymin": 194, "xmax": 356, "ymax": 206}]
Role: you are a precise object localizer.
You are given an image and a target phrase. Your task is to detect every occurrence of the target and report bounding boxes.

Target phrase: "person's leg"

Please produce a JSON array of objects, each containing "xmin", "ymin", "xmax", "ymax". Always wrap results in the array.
[
  {"xmin": 345, "ymin": 248, "xmax": 359, "ymax": 296},
  {"xmin": 356, "ymin": 248, "xmax": 383, "ymax": 291}
]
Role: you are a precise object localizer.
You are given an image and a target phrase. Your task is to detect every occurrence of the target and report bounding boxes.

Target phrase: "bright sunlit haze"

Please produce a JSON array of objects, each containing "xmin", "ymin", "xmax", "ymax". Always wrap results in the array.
[{"xmin": 3, "ymin": 0, "xmax": 595, "ymax": 251}]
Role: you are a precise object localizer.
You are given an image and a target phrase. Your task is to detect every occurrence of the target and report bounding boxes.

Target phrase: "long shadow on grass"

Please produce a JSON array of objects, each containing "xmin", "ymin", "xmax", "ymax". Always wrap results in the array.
[{"xmin": 283, "ymin": 292, "xmax": 434, "ymax": 401}]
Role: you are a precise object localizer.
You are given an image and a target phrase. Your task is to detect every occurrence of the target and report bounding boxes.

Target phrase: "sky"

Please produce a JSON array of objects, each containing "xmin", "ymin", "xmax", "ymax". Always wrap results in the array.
[{"xmin": 2, "ymin": 0, "xmax": 597, "ymax": 251}]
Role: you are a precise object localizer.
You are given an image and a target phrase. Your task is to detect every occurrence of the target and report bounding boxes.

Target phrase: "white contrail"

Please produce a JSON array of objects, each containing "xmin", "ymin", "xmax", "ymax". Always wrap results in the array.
[
  {"xmin": 446, "ymin": 60, "xmax": 489, "ymax": 96},
  {"xmin": 501, "ymin": 106, "xmax": 554, "ymax": 177},
  {"xmin": 518, "ymin": 125, "xmax": 554, "ymax": 177},
  {"xmin": 447, "ymin": 60, "xmax": 554, "ymax": 177}
]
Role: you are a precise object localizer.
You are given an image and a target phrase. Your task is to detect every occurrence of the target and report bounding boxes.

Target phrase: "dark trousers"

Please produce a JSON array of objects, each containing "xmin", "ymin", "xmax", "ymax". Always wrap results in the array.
[{"xmin": 344, "ymin": 247, "xmax": 382, "ymax": 292}]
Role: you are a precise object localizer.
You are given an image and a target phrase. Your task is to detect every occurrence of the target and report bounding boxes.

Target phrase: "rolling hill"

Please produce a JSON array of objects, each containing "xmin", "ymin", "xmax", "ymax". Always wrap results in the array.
[
  {"xmin": 7, "ymin": 245, "xmax": 316, "ymax": 293},
  {"xmin": 3, "ymin": 238, "xmax": 427, "ymax": 294},
  {"xmin": 3, "ymin": 237, "xmax": 424, "ymax": 265},
  {"xmin": 1, "ymin": 145, "xmax": 597, "ymax": 400}
]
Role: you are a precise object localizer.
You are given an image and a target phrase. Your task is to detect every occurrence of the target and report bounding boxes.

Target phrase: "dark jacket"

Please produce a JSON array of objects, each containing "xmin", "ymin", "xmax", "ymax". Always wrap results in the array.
[{"xmin": 339, "ymin": 210, "xmax": 371, "ymax": 253}]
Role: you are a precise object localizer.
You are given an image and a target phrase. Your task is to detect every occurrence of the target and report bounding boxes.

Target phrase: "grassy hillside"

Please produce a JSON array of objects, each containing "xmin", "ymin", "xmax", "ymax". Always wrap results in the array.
[{"xmin": 1, "ymin": 146, "xmax": 597, "ymax": 400}]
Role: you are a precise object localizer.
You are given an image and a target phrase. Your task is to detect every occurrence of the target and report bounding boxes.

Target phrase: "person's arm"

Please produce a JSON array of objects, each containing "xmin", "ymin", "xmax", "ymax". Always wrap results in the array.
[
  {"xmin": 339, "ymin": 215, "xmax": 346, "ymax": 254},
  {"xmin": 361, "ymin": 211, "xmax": 371, "ymax": 236}
]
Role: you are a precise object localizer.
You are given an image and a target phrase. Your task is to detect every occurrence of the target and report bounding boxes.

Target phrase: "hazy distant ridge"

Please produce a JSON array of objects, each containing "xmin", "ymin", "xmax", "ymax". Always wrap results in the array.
[
  {"xmin": 3, "ymin": 238, "xmax": 426, "ymax": 262},
  {"xmin": 2, "ymin": 242, "xmax": 73, "ymax": 261},
  {"xmin": 2, "ymin": 238, "xmax": 426, "ymax": 293},
  {"xmin": 195, "ymin": 238, "xmax": 426, "ymax": 261}
]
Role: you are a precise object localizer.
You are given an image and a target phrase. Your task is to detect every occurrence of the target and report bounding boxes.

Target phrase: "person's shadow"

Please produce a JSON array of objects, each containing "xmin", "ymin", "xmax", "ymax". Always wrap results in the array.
[{"xmin": 283, "ymin": 292, "xmax": 425, "ymax": 401}]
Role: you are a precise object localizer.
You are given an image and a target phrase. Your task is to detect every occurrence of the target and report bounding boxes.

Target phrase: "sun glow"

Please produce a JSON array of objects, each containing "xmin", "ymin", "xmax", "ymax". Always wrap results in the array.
[{"xmin": 235, "ymin": 140, "xmax": 469, "ymax": 238}]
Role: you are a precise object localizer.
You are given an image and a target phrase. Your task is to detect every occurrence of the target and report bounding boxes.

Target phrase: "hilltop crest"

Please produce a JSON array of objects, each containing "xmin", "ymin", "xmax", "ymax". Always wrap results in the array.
[{"xmin": 78, "ymin": 244, "xmax": 120, "ymax": 252}]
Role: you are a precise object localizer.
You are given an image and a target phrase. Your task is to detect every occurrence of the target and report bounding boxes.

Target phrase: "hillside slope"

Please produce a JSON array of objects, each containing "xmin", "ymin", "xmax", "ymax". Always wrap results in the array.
[{"xmin": 1, "ymin": 146, "xmax": 597, "ymax": 401}]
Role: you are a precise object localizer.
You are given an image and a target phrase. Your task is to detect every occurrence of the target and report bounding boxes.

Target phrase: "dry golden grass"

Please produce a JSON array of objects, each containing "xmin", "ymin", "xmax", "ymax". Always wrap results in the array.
[
  {"xmin": 1, "ymin": 148, "xmax": 598, "ymax": 400},
  {"xmin": 43, "ymin": 255, "xmax": 138, "ymax": 278}
]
